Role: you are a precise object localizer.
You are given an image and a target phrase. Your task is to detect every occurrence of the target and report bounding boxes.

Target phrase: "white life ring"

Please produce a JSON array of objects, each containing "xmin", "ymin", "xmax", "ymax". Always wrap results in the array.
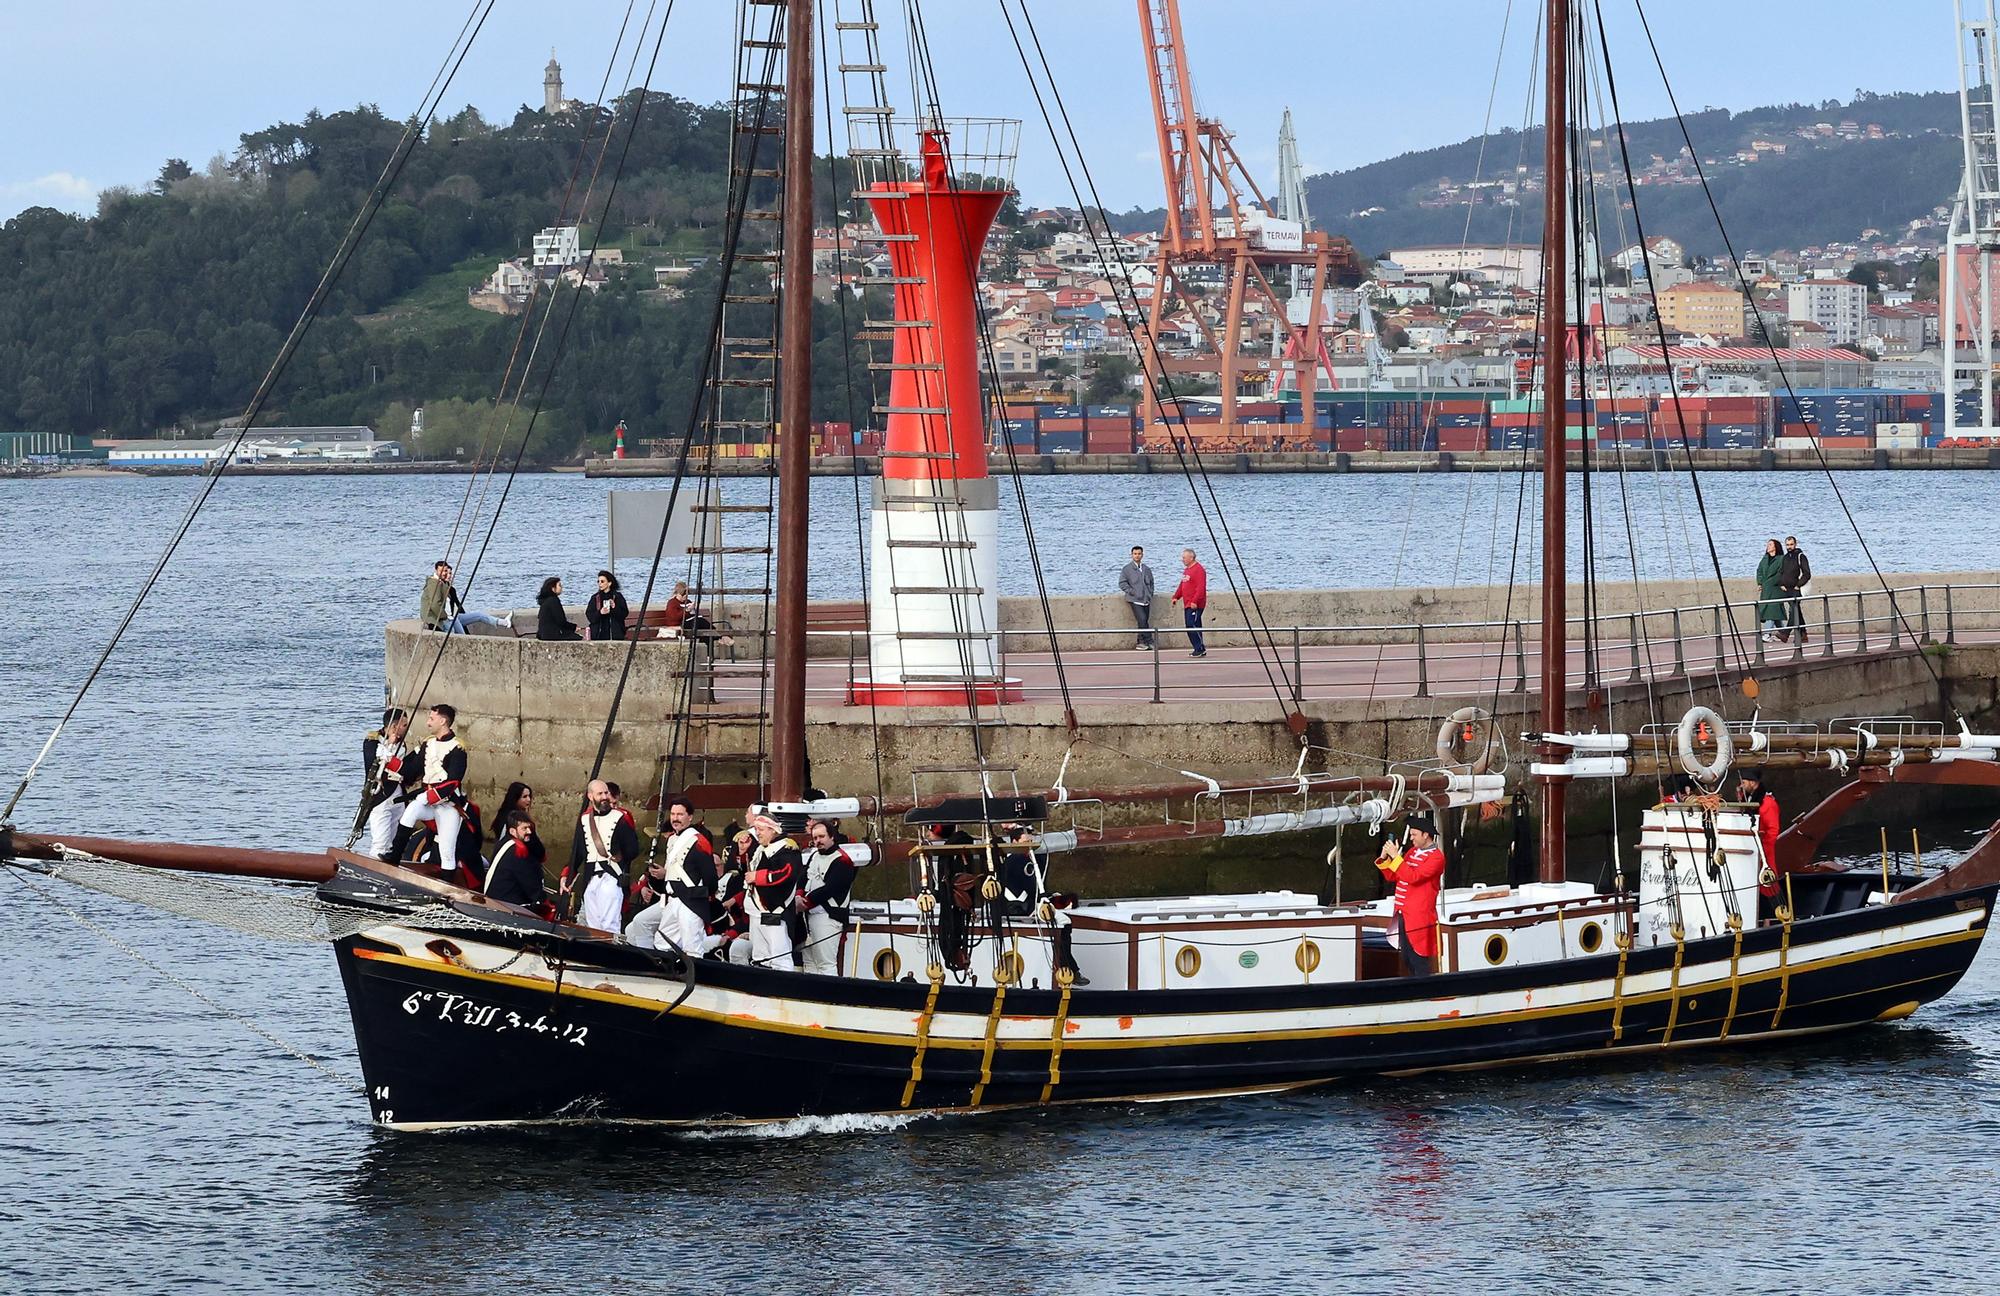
[
  {"xmin": 1677, "ymin": 705, "xmax": 1733, "ymax": 784},
  {"xmin": 1436, "ymin": 706, "xmax": 1496, "ymax": 774}
]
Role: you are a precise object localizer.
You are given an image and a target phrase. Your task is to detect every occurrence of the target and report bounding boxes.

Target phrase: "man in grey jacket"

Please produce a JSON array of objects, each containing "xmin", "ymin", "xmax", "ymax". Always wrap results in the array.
[{"xmin": 1119, "ymin": 545, "xmax": 1155, "ymax": 649}]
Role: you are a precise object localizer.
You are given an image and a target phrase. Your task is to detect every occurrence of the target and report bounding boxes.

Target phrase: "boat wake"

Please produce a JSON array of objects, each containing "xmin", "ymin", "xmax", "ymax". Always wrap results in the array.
[{"xmin": 682, "ymin": 1110, "xmax": 932, "ymax": 1140}]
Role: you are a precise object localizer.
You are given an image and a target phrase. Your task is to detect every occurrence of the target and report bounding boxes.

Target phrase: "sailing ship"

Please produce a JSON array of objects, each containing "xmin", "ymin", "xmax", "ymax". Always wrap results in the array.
[{"xmin": 7, "ymin": 0, "xmax": 2000, "ymax": 1130}]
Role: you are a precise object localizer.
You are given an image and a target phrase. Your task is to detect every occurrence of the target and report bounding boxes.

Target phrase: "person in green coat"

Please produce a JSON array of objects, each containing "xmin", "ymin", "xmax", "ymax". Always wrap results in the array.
[{"xmin": 1755, "ymin": 538, "xmax": 1785, "ymax": 641}]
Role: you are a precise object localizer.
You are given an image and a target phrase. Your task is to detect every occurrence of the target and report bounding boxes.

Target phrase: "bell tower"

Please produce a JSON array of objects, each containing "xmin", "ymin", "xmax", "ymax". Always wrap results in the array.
[{"xmin": 544, "ymin": 49, "xmax": 564, "ymax": 114}]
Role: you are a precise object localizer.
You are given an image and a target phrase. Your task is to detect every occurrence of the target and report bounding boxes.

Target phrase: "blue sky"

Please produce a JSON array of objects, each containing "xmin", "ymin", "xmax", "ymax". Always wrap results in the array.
[{"xmin": 1, "ymin": 2, "xmax": 1962, "ymax": 222}]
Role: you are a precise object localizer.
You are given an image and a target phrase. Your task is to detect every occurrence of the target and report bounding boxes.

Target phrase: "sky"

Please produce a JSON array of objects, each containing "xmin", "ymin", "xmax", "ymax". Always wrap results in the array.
[{"xmin": 0, "ymin": 2, "xmax": 1966, "ymax": 223}]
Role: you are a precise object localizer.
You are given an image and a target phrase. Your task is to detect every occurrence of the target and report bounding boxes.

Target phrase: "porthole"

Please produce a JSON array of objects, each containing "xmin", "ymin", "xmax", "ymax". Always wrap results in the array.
[
  {"xmin": 1295, "ymin": 940, "xmax": 1322, "ymax": 974},
  {"xmin": 873, "ymin": 948, "xmax": 902, "ymax": 981},
  {"xmin": 995, "ymin": 951, "xmax": 1024, "ymax": 985},
  {"xmin": 1175, "ymin": 945, "xmax": 1202, "ymax": 978},
  {"xmin": 1578, "ymin": 922, "xmax": 1604, "ymax": 954},
  {"xmin": 1483, "ymin": 933, "xmax": 1510, "ymax": 966}
]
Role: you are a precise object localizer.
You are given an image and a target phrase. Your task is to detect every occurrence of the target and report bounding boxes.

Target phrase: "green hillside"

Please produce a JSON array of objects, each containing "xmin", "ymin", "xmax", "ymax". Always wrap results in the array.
[{"xmin": 0, "ymin": 95, "xmax": 888, "ymax": 454}]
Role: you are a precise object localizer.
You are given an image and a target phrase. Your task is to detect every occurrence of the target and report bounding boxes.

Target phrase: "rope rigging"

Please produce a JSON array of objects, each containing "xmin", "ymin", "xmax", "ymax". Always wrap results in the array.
[
  {"xmin": 1000, "ymin": 0, "xmax": 1305, "ymax": 734},
  {"xmin": 3, "ymin": 0, "xmax": 497, "ymax": 825},
  {"xmin": 1623, "ymin": 0, "xmax": 1955, "ymax": 714}
]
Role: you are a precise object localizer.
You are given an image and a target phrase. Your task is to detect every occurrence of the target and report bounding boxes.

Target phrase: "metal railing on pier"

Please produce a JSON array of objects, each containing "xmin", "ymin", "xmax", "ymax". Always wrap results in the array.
[{"xmin": 686, "ymin": 580, "xmax": 1998, "ymax": 707}]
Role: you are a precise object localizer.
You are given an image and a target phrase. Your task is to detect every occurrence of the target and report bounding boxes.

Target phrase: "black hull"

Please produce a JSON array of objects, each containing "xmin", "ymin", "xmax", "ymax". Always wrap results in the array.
[{"xmin": 333, "ymin": 887, "xmax": 1995, "ymax": 1129}]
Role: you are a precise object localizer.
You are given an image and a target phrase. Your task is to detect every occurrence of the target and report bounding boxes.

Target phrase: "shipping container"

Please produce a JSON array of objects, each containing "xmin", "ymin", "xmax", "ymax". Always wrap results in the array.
[
  {"xmin": 1334, "ymin": 430, "xmax": 1385, "ymax": 451},
  {"xmin": 1488, "ymin": 427, "xmax": 1542, "ymax": 450},
  {"xmin": 1038, "ymin": 430, "xmax": 1085, "ymax": 452},
  {"xmin": 1818, "ymin": 436, "xmax": 1873, "ymax": 448},
  {"xmin": 1436, "ymin": 428, "xmax": 1486, "ymax": 452}
]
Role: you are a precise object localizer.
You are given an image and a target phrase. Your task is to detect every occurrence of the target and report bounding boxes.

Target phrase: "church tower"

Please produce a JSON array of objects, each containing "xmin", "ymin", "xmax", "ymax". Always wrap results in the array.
[{"xmin": 544, "ymin": 50, "xmax": 564, "ymax": 114}]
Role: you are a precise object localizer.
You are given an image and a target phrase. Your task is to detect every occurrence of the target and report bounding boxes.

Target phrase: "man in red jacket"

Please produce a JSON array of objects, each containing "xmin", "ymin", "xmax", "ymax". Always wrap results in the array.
[
  {"xmin": 1172, "ymin": 547, "xmax": 1208, "ymax": 658},
  {"xmin": 1737, "ymin": 770, "xmax": 1782, "ymax": 898},
  {"xmin": 1377, "ymin": 816, "xmax": 1447, "ymax": 977}
]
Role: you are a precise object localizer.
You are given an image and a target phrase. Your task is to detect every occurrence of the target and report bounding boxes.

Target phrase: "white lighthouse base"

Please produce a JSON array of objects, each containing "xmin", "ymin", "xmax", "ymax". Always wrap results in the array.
[{"xmin": 850, "ymin": 478, "xmax": 1020, "ymax": 706}]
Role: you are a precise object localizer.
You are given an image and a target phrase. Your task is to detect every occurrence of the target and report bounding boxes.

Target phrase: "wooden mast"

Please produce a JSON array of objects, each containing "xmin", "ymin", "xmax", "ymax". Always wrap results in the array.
[
  {"xmin": 1536, "ymin": 0, "xmax": 1571, "ymax": 884},
  {"xmin": 770, "ymin": 0, "xmax": 815, "ymax": 804}
]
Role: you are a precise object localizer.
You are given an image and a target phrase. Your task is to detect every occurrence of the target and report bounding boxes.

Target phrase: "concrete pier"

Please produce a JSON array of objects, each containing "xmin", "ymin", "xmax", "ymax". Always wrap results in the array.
[{"xmin": 385, "ymin": 572, "xmax": 2000, "ymax": 826}]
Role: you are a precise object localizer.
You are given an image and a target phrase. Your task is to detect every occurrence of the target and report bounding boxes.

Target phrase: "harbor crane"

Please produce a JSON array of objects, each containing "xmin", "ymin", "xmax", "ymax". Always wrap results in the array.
[
  {"xmin": 1135, "ymin": 0, "xmax": 1360, "ymax": 444},
  {"xmin": 1945, "ymin": 0, "xmax": 2000, "ymax": 439}
]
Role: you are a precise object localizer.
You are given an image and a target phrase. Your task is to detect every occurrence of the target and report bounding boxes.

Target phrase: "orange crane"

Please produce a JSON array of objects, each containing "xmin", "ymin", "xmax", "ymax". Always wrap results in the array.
[{"xmin": 1136, "ymin": 0, "xmax": 1360, "ymax": 446}]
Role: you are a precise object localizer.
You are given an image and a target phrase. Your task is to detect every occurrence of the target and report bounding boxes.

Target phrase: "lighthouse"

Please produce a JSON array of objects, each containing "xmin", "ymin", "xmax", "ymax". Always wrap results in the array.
[{"xmin": 849, "ymin": 126, "xmax": 1020, "ymax": 706}]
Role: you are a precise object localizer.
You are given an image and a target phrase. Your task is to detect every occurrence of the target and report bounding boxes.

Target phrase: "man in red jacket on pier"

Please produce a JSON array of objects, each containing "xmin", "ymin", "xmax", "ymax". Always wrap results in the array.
[
  {"xmin": 1172, "ymin": 547, "xmax": 1208, "ymax": 658},
  {"xmin": 1378, "ymin": 816, "xmax": 1447, "ymax": 977}
]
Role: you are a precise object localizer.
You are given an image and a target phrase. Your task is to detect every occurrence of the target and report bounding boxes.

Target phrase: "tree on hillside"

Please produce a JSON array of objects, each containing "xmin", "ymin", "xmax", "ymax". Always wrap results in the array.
[
  {"xmin": 1085, "ymin": 355, "xmax": 1137, "ymax": 404},
  {"xmin": 154, "ymin": 159, "xmax": 194, "ymax": 194}
]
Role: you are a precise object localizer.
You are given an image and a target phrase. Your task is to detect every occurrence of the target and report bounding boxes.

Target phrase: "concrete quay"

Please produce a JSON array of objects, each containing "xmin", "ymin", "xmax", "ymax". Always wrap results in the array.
[{"xmin": 384, "ymin": 573, "xmax": 2000, "ymax": 831}]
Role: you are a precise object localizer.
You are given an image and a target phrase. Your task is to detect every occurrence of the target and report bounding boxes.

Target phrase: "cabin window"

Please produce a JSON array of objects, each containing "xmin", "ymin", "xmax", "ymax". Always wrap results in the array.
[
  {"xmin": 1295, "ymin": 939, "xmax": 1322, "ymax": 974},
  {"xmin": 1483, "ymin": 933, "xmax": 1509, "ymax": 965},
  {"xmin": 1175, "ymin": 945, "xmax": 1202, "ymax": 978},
  {"xmin": 996, "ymin": 950, "xmax": 1024, "ymax": 985},
  {"xmin": 1578, "ymin": 921, "xmax": 1604, "ymax": 954},
  {"xmin": 873, "ymin": 948, "xmax": 902, "ymax": 981}
]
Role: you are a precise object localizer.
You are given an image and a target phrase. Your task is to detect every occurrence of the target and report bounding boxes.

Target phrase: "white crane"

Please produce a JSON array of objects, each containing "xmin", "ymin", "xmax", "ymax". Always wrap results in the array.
[{"xmin": 1945, "ymin": 0, "xmax": 2000, "ymax": 437}]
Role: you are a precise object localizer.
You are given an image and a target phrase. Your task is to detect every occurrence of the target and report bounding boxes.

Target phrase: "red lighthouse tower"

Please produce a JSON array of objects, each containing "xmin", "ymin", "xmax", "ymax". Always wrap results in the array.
[{"xmin": 850, "ymin": 124, "xmax": 1021, "ymax": 705}]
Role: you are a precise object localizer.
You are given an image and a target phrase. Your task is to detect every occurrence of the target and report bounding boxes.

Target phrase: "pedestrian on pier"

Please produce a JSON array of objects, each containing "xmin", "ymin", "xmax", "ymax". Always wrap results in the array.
[
  {"xmin": 1779, "ymin": 535, "xmax": 1813, "ymax": 644},
  {"xmin": 1755, "ymin": 539, "xmax": 1785, "ymax": 642},
  {"xmin": 587, "ymin": 570, "xmax": 629, "ymax": 641},
  {"xmin": 1119, "ymin": 545, "xmax": 1155, "ymax": 649},
  {"xmin": 1173, "ymin": 548, "xmax": 1208, "ymax": 658},
  {"xmin": 535, "ymin": 577, "xmax": 581, "ymax": 641}
]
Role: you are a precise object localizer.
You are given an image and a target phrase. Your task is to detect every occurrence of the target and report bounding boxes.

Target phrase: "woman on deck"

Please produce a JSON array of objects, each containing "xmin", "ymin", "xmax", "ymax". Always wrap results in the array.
[{"xmin": 1755, "ymin": 538, "xmax": 1785, "ymax": 642}]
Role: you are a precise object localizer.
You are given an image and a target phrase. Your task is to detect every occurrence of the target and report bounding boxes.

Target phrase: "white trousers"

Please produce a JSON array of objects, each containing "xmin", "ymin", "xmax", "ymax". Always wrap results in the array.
[
  {"xmin": 398, "ymin": 797, "xmax": 463, "ymax": 874},
  {"xmin": 749, "ymin": 915, "xmax": 794, "ymax": 968},
  {"xmin": 366, "ymin": 797, "xmax": 406, "ymax": 857},
  {"xmin": 802, "ymin": 910, "xmax": 845, "ymax": 976},
  {"xmin": 665, "ymin": 897, "xmax": 720, "ymax": 956}
]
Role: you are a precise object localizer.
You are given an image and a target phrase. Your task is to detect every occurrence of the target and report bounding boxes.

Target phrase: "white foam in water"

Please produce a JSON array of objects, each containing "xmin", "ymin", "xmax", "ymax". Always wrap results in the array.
[{"xmin": 680, "ymin": 1110, "xmax": 932, "ymax": 1140}]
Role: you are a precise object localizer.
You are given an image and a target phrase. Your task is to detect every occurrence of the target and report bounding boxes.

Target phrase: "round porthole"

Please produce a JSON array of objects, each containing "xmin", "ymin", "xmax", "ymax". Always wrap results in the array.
[
  {"xmin": 1295, "ymin": 940, "xmax": 1322, "ymax": 973},
  {"xmin": 1175, "ymin": 945, "xmax": 1202, "ymax": 978},
  {"xmin": 1483, "ymin": 933, "xmax": 1509, "ymax": 966},
  {"xmin": 873, "ymin": 948, "xmax": 902, "ymax": 981},
  {"xmin": 995, "ymin": 951, "xmax": 1024, "ymax": 985},
  {"xmin": 1578, "ymin": 922, "xmax": 1604, "ymax": 954}
]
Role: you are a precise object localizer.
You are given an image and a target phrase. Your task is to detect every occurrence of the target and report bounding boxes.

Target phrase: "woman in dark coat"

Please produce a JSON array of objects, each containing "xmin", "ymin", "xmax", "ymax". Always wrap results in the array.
[
  {"xmin": 587, "ymin": 569, "xmax": 629, "ymax": 641},
  {"xmin": 1755, "ymin": 538, "xmax": 1785, "ymax": 642},
  {"xmin": 536, "ymin": 577, "xmax": 581, "ymax": 640}
]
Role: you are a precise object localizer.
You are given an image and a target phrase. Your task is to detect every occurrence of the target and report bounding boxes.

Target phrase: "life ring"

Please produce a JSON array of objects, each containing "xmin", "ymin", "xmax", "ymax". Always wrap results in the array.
[
  {"xmin": 1677, "ymin": 705, "xmax": 1733, "ymax": 784},
  {"xmin": 1436, "ymin": 706, "xmax": 1496, "ymax": 774}
]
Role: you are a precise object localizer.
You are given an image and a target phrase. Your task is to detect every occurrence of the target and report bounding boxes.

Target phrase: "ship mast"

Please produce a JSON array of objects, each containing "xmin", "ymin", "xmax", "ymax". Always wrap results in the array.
[
  {"xmin": 1536, "ymin": 0, "xmax": 1570, "ymax": 884},
  {"xmin": 770, "ymin": 0, "xmax": 815, "ymax": 803}
]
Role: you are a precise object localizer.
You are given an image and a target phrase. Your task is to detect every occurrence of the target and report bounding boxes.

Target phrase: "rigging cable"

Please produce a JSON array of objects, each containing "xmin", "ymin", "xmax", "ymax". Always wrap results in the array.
[
  {"xmin": 403, "ymin": 0, "xmax": 691, "ymax": 731},
  {"xmin": 3, "ymin": 0, "xmax": 496, "ymax": 824},
  {"xmin": 1626, "ymin": 0, "xmax": 1952, "ymax": 709},
  {"xmin": 1002, "ymin": 0, "xmax": 1298, "ymax": 730},
  {"xmin": 585, "ymin": 6, "xmax": 784, "ymax": 780}
]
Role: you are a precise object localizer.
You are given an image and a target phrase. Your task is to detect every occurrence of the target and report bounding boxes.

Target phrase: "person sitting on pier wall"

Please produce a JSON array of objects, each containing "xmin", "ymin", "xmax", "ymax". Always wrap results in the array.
[
  {"xmin": 360, "ymin": 708, "xmax": 411, "ymax": 858},
  {"xmin": 571, "ymin": 779, "xmax": 640, "ymax": 935},
  {"xmin": 1377, "ymin": 816, "xmax": 1446, "ymax": 978},
  {"xmin": 587, "ymin": 570, "xmax": 629, "ymax": 641},
  {"xmin": 484, "ymin": 811, "xmax": 549, "ymax": 913},
  {"xmin": 382, "ymin": 704, "xmax": 468, "ymax": 877},
  {"xmin": 422, "ymin": 561, "xmax": 512, "ymax": 635},
  {"xmin": 535, "ymin": 577, "xmax": 581, "ymax": 641}
]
